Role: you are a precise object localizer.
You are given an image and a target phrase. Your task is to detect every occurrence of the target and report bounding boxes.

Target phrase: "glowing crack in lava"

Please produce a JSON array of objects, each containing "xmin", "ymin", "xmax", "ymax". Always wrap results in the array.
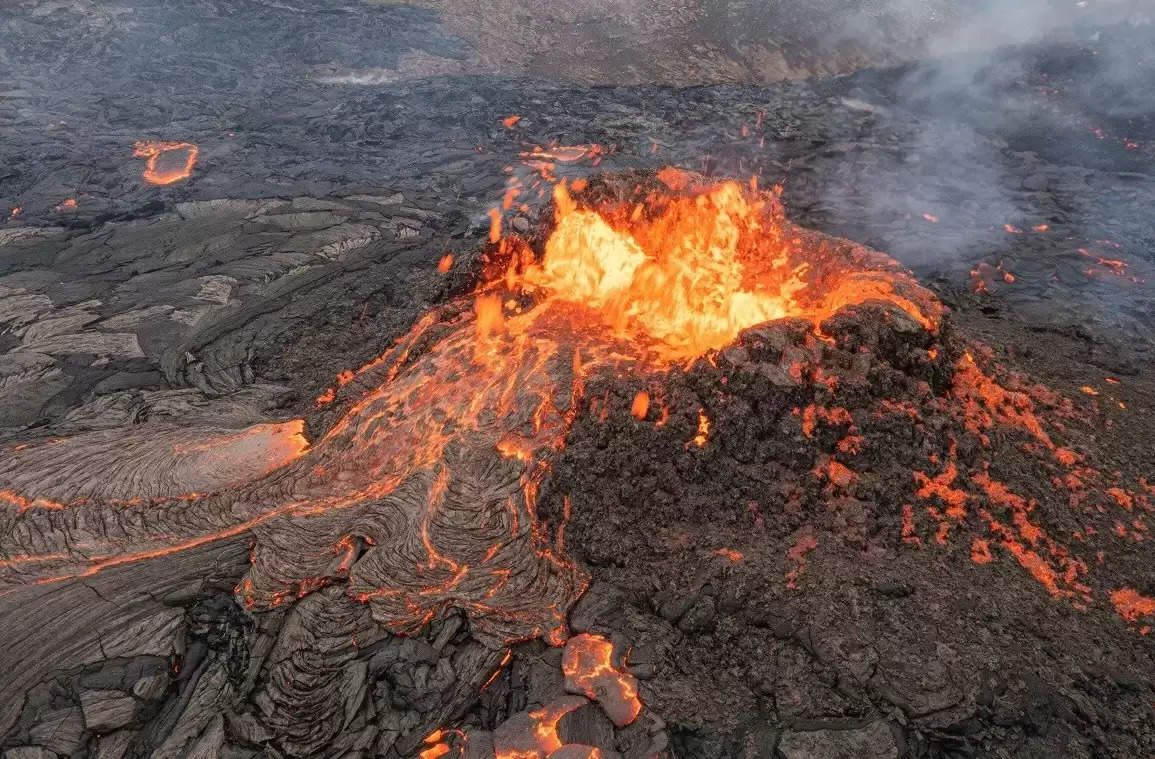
[
  {"xmin": 133, "ymin": 140, "xmax": 199, "ymax": 185},
  {"xmin": 562, "ymin": 633, "xmax": 641, "ymax": 726},
  {"xmin": 0, "ymin": 171, "xmax": 942, "ymax": 646}
]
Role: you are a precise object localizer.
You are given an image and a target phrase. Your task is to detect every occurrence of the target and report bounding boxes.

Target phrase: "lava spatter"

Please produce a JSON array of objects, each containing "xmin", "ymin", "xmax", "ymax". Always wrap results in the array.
[{"xmin": 514, "ymin": 177, "xmax": 942, "ymax": 364}]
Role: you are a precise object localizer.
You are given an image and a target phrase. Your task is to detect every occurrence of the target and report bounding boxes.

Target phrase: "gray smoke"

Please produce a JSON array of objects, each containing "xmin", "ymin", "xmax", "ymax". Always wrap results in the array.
[{"xmin": 787, "ymin": 0, "xmax": 1155, "ymax": 282}]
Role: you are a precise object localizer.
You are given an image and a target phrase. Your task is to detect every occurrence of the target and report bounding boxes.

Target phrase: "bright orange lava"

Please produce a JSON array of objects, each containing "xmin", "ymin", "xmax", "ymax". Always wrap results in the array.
[
  {"xmin": 509, "ymin": 177, "xmax": 939, "ymax": 364},
  {"xmin": 630, "ymin": 391, "xmax": 649, "ymax": 419},
  {"xmin": 134, "ymin": 140, "xmax": 199, "ymax": 185},
  {"xmin": 1111, "ymin": 587, "xmax": 1155, "ymax": 623}
]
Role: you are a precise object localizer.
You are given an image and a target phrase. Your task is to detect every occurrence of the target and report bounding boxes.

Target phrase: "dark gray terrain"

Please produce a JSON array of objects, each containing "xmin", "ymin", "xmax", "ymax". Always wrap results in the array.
[{"xmin": 1, "ymin": 2, "xmax": 1154, "ymax": 758}]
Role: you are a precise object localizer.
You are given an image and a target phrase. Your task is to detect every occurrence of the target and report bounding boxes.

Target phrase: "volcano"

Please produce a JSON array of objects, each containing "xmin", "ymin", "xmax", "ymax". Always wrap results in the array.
[
  {"xmin": 2, "ymin": 3, "xmax": 1155, "ymax": 758},
  {"xmin": 4, "ymin": 164, "xmax": 1154, "ymax": 757}
]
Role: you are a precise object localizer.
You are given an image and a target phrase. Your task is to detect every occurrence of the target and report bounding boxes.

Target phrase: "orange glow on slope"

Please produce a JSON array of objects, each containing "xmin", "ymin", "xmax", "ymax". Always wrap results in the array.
[
  {"xmin": 786, "ymin": 530, "xmax": 818, "ymax": 589},
  {"xmin": 972, "ymin": 472, "xmax": 1090, "ymax": 603},
  {"xmin": 133, "ymin": 141, "xmax": 199, "ymax": 185},
  {"xmin": 800, "ymin": 404, "xmax": 853, "ymax": 439},
  {"xmin": 630, "ymin": 391, "xmax": 649, "ymax": 419},
  {"xmin": 1111, "ymin": 588, "xmax": 1155, "ymax": 623},
  {"xmin": 692, "ymin": 408, "xmax": 710, "ymax": 447},
  {"xmin": 915, "ymin": 462, "xmax": 968, "ymax": 517},
  {"xmin": 887, "ymin": 343, "xmax": 1155, "ymax": 621},
  {"xmin": 971, "ymin": 538, "xmax": 993, "ymax": 564},
  {"xmin": 952, "ymin": 351, "xmax": 1054, "ymax": 449}
]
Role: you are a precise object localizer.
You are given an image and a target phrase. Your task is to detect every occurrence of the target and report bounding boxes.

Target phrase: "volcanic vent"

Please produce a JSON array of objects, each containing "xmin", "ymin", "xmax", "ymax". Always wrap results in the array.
[
  {"xmin": 0, "ymin": 169, "xmax": 941, "ymax": 631},
  {"xmin": 2, "ymin": 170, "xmax": 1153, "ymax": 757}
]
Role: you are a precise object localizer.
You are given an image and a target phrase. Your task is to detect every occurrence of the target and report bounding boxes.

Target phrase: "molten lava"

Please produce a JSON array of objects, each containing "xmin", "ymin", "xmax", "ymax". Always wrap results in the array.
[
  {"xmin": 0, "ymin": 170, "xmax": 947, "ymax": 647},
  {"xmin": 561, "ymin": 633, "xmax": 641, "ymax": 727},
  {"xmin": 134, "ymin": 140, "xmax": 199, "ymax": 185},
  {"xmin": 509, "ymin": 176, "xmax": 940, "ymax": 364},
  {"xmin": 494, "ymin": 696, "xmax": 586, "ymax": 759}
]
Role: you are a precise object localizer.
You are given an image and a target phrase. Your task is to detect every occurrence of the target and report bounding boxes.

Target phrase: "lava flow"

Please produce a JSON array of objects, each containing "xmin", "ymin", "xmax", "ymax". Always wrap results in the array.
[{"xmin": 0, "ymin": 169, "xmax": 954, "ymax": 647}]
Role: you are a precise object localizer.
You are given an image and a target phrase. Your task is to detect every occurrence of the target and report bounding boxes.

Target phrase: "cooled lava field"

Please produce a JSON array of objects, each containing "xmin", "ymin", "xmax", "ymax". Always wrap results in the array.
[{"xmin": 1, "ymin": 2, "xmax": 1154, "ymax": 758}]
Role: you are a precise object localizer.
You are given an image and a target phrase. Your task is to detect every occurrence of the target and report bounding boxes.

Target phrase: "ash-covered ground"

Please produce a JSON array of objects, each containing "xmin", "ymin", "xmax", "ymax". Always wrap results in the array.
[{"xmin": 1, "ymin": 2, "xmax": 1154, "ymax": 758}]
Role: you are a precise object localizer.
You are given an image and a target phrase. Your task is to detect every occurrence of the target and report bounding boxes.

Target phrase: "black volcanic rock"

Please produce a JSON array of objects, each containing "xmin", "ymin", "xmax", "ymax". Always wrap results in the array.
[{"xmin": 1, "ymin": 4, "xmax": 1154, "ymax": 756}]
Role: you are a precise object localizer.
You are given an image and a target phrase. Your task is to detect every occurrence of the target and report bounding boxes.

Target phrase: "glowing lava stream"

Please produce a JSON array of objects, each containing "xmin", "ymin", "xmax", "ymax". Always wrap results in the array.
[{"xmin": 0, "ymin": 172, "xmax": 942, "ymax": 645}]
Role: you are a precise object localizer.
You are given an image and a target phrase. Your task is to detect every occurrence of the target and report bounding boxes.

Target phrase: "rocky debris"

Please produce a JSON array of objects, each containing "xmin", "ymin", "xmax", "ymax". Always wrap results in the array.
[
  {"xmin": 2, "ymin": 748, "xmax": 56, "ymax": 759},
  {"xmin": 538, "ymin": 263, "xmax": 1155, "ymax": 755},
  {"xmin": 27, "ymin": 708, "xmax": 84, "ymax": 755},
  {"xmin": 777, "ymin": 722, "xmax": 898, "ymax": 759},
  {"xmin": 92, "ymin": 730, "xmax": 137, "ymax": 759},
  {"xmin": 676, "ymin": 596, "xmax": 717, "ymax": 634},
  {"xmin": 557, "ymin": 704, "xmax": 616, "ymax": 748}
]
